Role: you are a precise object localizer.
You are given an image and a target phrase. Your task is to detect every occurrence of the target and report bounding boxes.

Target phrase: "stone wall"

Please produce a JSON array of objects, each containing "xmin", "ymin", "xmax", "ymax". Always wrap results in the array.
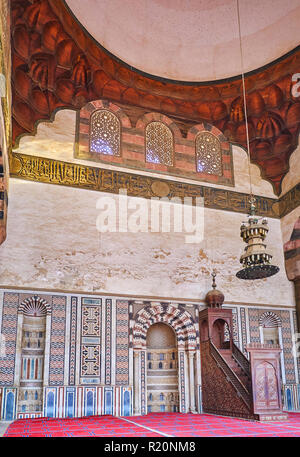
[{"xmin": 0, "ymin": 178, "xmax": 293, "ymax": 304}]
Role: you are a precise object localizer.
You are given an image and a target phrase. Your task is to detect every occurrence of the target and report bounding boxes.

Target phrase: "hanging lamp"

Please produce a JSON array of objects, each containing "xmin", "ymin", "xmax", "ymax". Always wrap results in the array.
[{"xmin": 235, "ymin": 0, "xmax": 279, "ymax": 280}]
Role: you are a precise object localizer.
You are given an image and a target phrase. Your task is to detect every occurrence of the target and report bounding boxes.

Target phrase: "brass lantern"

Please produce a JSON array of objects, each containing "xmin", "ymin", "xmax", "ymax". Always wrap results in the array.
[{"xmin": 236, "ymin": 197, "xmax": 279, "ymax": 280}]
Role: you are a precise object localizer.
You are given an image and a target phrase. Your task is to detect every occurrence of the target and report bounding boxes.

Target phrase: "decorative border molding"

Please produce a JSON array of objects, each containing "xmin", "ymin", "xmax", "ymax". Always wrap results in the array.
[
  {"xmin": 69, "ymin": 297, "xmax": 77, "ymax": 386},
  {"xmin": 115, "ymin": 300, "xmax": 129, "ymax": 386},
  {"xmin": 279, "ymin": 183, "xmax": 300, "ymax": 218},
  {"xmin": 0, "ymin": 285, "xmax": 296, "ymax": 309},
  {"xmin": 48, "ymin": 296, "xmax": 66, "ymax": 386},
  {"xmin": 10, "ymin": 152, "xmax": 280, "ymax": 218},
  {"xmin": 105, "ymin": 299, "xmax": 112, "ymax": 385}
]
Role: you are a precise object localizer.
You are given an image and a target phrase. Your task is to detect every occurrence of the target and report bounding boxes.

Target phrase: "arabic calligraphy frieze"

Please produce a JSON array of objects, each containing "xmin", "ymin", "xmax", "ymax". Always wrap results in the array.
[{"xmin": 10, "ymin": 152, "xmax": 283, "ymax": 218}]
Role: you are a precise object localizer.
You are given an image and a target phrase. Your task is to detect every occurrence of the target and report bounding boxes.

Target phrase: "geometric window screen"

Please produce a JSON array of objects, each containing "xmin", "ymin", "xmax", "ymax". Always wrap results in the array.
[
  {"xmin": 145, "ymin": 121, "xmax": 173, "ymax": 166},
  {"xmin": 196, "ymin": 131, "xmax": 222, "ymax": 175},
  {"xmin": 89, "ymin": 109, "xmax": 121, "ymax": 156}
]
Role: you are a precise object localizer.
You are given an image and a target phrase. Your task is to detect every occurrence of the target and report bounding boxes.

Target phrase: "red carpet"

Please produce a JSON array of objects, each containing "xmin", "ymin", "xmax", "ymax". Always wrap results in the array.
[{"xmin": 3, "ymin": 412, "xmax": 300, "ymax": 437}]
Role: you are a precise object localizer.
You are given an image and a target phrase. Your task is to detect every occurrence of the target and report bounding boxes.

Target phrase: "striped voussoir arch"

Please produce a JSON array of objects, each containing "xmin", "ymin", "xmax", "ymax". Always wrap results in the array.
[
  {"xmin": 259, "ymin": 311, "xmax": 282, "ymax": 328},
  {"xmin": 132, "ymin": 303, "xmax": 198, "ymax": 350},
  {"xmin": 18, "ymin": 295, "xmax": 51, "ymax": 316}
]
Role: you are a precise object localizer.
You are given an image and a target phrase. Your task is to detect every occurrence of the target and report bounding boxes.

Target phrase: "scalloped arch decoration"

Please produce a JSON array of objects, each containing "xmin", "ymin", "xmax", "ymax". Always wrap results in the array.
[
  {"xmin": 18, "ymin": 296, "xmax": 51, "ymax": 316},
  {"xmin": 259, "ymin": 311, "xmax": 281, "ymax": 328}
]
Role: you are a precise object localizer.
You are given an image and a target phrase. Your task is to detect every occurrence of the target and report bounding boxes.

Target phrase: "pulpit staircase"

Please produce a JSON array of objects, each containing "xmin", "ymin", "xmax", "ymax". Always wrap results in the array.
[
  {"xmin": 200, "ymin": 338, "xmax": 258, "ymax": 419},
  {"xmin": 210, "ymin": 341, "xmax": 253, "ymax": 410},
  {"xmin": 200, "ymin": 272, "xmax": 287, "ymax": 421}
]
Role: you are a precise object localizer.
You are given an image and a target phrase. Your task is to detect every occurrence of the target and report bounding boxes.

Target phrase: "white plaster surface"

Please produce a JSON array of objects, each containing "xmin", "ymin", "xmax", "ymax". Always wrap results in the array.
[
  {"xmin": 14, "ymin": 109, "xmax": 276, "ymax": 198},
  {"xmin": 281, "ymin": 206, "xmax": 300, "ymax": 244},
  {"xmin": 66, "ymin": 0, "xmax": 300, "ymax": 81},
  {"xmin": 281, "ymin": 137, "xmax": 300, "ymax": 197},
  {"xmin": 0, "ymin": 178, "xmax": 294, "ymax": 306}
]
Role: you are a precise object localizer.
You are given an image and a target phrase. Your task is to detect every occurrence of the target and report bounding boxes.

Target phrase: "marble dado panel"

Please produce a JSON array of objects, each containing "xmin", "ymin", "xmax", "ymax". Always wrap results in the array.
[{"xmin": 0, "ymin": 290, "xmax": 299, "ymax": 419}]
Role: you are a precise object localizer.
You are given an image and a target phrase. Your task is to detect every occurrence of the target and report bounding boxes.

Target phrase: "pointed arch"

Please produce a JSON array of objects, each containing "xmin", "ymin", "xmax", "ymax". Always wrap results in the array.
[{"xmin": 132, "ymin": 303, "xmax": 198, "ymax": 350}]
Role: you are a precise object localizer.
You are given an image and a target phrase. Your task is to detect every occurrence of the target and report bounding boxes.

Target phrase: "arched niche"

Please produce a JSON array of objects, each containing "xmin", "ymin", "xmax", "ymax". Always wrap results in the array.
[
  {"xmin": 146, "ymin": 323, "xmax": 179, "ymax": 413},
  {"xmin": 132, "ymin": 303, "xmax": 200, "ymax": 416},
  {"xmin": 14, "ymin": 296, "xmax": 51, "ymax": 416}
]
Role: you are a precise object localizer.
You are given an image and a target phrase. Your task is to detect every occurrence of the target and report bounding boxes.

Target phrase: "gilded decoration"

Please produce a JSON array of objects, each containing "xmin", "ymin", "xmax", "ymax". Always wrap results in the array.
[{"xmin": 10, "ymin": 152, "xmax": 281, "ymax": 218}]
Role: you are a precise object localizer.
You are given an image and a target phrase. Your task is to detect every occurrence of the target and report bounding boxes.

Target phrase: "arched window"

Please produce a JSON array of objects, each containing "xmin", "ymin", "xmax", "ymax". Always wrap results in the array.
[
  {"xmin": 147, "ymin": 352, "xmax": 152, "ymax": 360},
  {"xmin": 159, "ymin": 353, "xmax": 164, "ymax": 361},
  {"xmin": 90, "ymin": 109, "xmax": 121, "ymax": 156},
  {"xmin": 160, "ymin": 393, "xmax": 164, "ymax": 401},
  {"xmin": 148, "ymin": 362, "xmax": 152, "ymax": 369},
  {"xmin": 145, "ymin": 122, "xmax": 173, "ymax": 166},
  {"xmin": 158, "ymin": 362, "xmax": 163, "ymax": 369},
  {"xmin": 196, "ymin": 131, "xmax": 222, "ymax": 175}
]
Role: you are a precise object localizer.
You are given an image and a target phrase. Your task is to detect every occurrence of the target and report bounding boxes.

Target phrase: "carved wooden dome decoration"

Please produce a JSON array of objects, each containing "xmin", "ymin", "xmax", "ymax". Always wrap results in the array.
[{"xmin": 10, "ymin": 0, "xmax": 300, "ymax": 195}]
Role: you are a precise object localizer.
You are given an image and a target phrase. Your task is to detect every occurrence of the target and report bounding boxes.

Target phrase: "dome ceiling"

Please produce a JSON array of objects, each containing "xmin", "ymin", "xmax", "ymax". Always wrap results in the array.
[
  {"xmin": 10, "ymin": 0, "xmax": 300, "ymax": 195},
  {"xmin": 66, "ymin": 0, "xmax": 300, "ymax": 82}
]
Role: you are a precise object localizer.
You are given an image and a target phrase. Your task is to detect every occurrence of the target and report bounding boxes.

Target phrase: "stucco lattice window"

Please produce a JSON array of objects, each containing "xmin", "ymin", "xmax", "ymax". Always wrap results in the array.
[
  {"xmin": 90, "ymin": 109, "xmax": 121, "ymax": 156},
  {"xmin": 196, "ymin": 131, "xmax": 222, "ymax": 175},
  {"xmin": 145, "ymin": 121, "xmax": 173, "ymax": 166}
]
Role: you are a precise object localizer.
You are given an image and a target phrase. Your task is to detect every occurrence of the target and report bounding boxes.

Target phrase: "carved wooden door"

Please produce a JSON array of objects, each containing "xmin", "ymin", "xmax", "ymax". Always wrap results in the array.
[{"xmin": 255, "ymin": 361, "xmax": 279, "ymax": 410}]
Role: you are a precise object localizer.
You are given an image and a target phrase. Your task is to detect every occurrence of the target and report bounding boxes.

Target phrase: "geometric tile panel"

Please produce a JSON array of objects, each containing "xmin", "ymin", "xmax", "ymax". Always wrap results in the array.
[
  {"xmin": 69, "ymin": 297, "xmax": 77, "ymax": 385},
  {"xmin": 248, "ymin": 308, "xmax": 261, "ymax": 343},
  {"xmin": 281, "ymin": 310, "xmax": 296, "ymax": 384},
  {"xmin": 48, "ymin": 296, "xmax": 67, "ymax": 386},
  {"xmin": 115, "ymin": 300, "xmax": 129, "ymax": 385},
  {"xmin": 0, "ymin": 293, "xmax": 18, "ymax": 385},
  {"xmin": 105, "ymin": 299, "xmax": 112, "ymax": 385},
  {"xmin": 80, "ymin": 299, "xmax": 102, "ymax": 382}
]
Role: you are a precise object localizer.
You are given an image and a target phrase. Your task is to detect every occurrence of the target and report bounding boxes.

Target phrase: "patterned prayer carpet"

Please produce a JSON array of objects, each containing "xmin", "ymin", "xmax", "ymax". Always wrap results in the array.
[{"xmin": 3, "ymin": 412, "xmax": 300, "ymax": 437}]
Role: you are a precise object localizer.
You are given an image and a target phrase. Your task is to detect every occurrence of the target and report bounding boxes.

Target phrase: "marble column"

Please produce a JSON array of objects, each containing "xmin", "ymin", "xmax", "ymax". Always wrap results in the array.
[
  {"xmin": 133, "ymin": 350, "xmax": 140, "ymax": 415},
  {"xmin": 188, "ymin": 351, "xmax": 196, "ymax": 413}
]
